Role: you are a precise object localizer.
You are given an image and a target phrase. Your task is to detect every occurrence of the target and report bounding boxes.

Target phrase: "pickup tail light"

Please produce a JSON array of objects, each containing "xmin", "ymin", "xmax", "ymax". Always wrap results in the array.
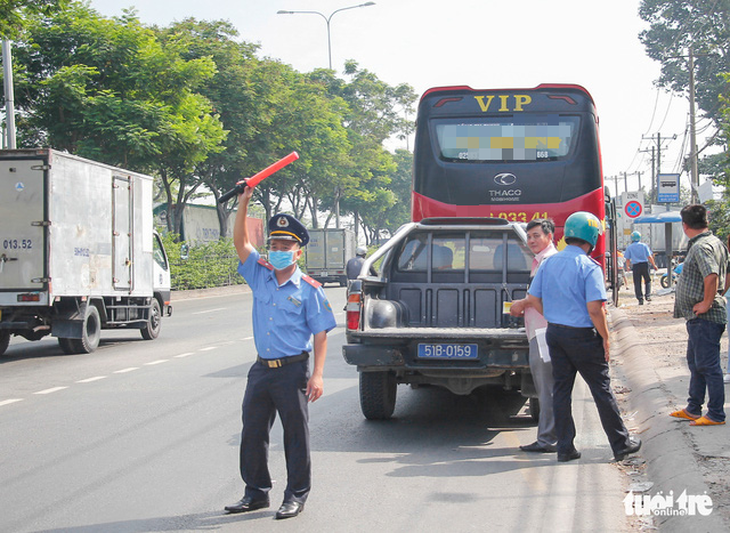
[{"xmin": 346, "ymin": 292, "xmax": 362, "ymax": 330}]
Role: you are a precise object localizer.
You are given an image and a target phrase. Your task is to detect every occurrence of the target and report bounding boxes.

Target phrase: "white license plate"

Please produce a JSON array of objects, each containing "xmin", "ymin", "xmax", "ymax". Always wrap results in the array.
[{"xmin": 418, "ymin": 343, "xmax": 478, "ymax": 360}]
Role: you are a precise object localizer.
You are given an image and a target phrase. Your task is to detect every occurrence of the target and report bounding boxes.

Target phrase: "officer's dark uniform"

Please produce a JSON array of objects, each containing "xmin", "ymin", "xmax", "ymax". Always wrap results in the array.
[{"xmin": 235, "ymin": 215, "xmax": 336, "ymax": 507}]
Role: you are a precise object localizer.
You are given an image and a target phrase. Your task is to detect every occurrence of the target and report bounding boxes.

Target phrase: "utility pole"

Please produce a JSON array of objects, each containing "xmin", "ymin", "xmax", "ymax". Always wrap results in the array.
[
  {"xmin": 2, "ymin": 39, "xmax": 16, "ymax": 149},
  {"xmin": 641, "ymin": 133, "xmax": 675, "ymax": 204},
  {"xmin": 689, "ymin": 45, "xmax": 699, "ymax": 204}
]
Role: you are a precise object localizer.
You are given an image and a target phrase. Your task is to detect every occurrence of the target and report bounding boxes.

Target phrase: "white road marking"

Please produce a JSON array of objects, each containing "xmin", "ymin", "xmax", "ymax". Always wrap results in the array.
[
  {"xmin": 114, "ymin": 367, "xmax": 140, "ymax": 374},
  {"xmin": 174, "ymin": 352, "xmax": 195, "ymax": 358},
  {"xmin": 192, "ymin": 308, "xmax": 227, "ymax": 315},
  {"xmin": 144, "ymin": 359, "xmax": 169, "ymax": 366},
  {"xmin": 199, "ymin": 346, "xmax": 217, "ymax": 352},
  {"xmin": 34, "ymin": 386, "xmax": 68, "ymax": 395},
  {"xmin": 0, "ymin": 399, "xmax": 23, "ymax": 407},
  {"xmin": 76, "ymin": 376, "xmax": 107, "ymax": 383}
]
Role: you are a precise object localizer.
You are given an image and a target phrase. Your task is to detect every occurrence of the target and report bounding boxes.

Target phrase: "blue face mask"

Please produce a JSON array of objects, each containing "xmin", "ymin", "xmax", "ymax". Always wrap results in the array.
[{"xmin": 269, "ymin": 250, "xmax": 296, "ymax": 270}]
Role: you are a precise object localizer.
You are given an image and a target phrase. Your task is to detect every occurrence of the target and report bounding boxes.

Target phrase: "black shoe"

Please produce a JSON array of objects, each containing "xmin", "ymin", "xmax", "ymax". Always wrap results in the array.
[
  {"xmin": 557, "ymin": 449, "xmax": 581, "ymax": 462},
  {"xmin": 224, "ymin": 496, "xmax": 270, "ymax": 514},
  {"xmin": 520, "ymin": 441, "xmax": 557, "ymax": 453},
  {"xmin": 275, "ymin": 501, "xmax": 304, "ymax": 520},
  {"xmin": 638, "ymin": 300, "xmax": 644, "ymax": 305},
  {"xmin": 614, "ymin": 436, "xmax": 642, "ymax": 461},
  {"xmin": 646, "ymin": 296, "xmax": 652, "ymax": 302}
]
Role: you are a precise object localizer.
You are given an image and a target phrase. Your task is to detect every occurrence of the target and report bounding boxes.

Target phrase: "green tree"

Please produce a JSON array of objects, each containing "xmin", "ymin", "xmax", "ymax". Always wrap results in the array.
[
  {"xmin": 12, "ymin": 3, "xmax": 226, "ymax": 237},
  {"xmin": 0, "ymin": 0, "xmax": 68, "ymax": 37},
  {"xmin": 639, "ymin": 0, "xmax": 730, "ymax": 124}
]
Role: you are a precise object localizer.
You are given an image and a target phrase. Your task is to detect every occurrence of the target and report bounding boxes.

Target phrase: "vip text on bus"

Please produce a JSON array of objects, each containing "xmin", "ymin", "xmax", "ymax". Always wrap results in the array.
[{"xmin": 412, "ymin": 84, "xmax": 605, "ymax": 258}]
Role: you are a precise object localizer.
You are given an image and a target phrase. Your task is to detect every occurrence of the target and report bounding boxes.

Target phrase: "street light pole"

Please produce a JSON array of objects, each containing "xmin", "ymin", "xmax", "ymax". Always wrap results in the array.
[{"xmin": 277, "ymin": 2, "xmax": 375, "ymax": 70}]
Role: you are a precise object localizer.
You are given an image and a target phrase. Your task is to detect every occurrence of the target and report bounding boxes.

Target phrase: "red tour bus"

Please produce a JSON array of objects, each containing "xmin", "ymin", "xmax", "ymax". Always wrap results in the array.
[{"xmin": 412, "ymin": 84, "xmax": 605, "ymax": 260}]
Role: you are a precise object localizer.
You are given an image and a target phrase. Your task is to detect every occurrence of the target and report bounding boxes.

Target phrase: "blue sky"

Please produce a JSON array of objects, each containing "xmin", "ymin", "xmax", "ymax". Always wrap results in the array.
[{"xmin": 89, "ymin": 0, "xmax": 703, "ymax": 197}]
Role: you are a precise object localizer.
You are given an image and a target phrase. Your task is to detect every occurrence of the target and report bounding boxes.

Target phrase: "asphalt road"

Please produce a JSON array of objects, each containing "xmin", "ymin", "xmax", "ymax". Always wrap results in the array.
[{"xmin": 1, "ymin": 287, "xmax": 632, "ymax": 532}]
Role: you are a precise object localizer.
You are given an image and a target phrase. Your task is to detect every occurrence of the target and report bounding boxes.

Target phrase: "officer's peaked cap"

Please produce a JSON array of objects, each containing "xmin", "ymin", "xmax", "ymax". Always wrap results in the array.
[{"xmin": 268, "ymin": 213, "xmax": 309, "ymax": 246}]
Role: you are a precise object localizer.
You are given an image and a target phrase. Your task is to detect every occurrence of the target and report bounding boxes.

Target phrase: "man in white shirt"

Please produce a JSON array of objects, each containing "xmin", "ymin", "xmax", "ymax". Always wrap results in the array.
[{"xmin": 510, "ymin": 219, "xmax": 558, "ymax": 452}]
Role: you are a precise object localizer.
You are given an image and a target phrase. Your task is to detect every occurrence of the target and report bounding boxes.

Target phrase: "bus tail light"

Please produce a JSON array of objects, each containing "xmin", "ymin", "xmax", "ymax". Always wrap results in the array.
[{"xmin": 346, "ymin": 292, "xmax": 362, "ymax": 331}]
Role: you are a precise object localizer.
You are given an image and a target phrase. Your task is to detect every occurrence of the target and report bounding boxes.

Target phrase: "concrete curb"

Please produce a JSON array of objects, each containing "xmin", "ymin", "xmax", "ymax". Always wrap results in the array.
[{"xmin": 611, "ymin": 307, "xmax": 727, "ymax": 532}]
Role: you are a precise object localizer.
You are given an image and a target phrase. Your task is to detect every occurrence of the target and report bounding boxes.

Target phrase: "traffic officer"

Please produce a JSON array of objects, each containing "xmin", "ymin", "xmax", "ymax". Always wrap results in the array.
[
  {"xmin": 624, "ymin": 231, "xmax": 657, "ymax": 305},
  {"xmin": 225, "ymin": 185, "xmax": 336, "ymax": 519},
  {"xmin": 524, "ymin": 212, "xmax": 641, "ymax": 462}
]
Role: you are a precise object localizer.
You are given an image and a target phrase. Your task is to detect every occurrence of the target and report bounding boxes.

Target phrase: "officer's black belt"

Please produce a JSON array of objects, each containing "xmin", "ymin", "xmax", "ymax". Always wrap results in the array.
[
  {"xmin": 548, "ymin": 323, "xmax": 595, "ymax": 331},
  {"xmin": 257, "ymin": 352, "xmax": 309, "ymax": 369}
]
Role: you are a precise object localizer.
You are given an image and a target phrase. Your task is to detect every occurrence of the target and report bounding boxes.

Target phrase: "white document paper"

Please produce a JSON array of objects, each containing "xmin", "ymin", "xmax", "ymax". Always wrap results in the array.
[{"xmin": 535, "ymin": 327, "xmax": 550, "ymax": 362}]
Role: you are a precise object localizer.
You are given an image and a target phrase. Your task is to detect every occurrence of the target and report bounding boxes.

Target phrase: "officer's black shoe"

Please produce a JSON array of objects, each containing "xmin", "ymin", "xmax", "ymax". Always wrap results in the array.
[
  {"xmin": 224, "ymin": 496, "xmax": 270, "ymax": 514},
  {"xmin": 638, "ymin": 299, "xmax": 644, "ymax": 305},
  {"xmin": 557, "ymin": 449, "xmax": 581, "ymax": 462},
  {"xmin": 275, "ymin": 501, "xmax": 304, "ymax": 519},
  {"xmin": 614, "ymin": 436, "xmax": 642, "ymax": 461},
  {"xmin": 646, "ymin": 295, "xmax": 652, "ymax": 302}
]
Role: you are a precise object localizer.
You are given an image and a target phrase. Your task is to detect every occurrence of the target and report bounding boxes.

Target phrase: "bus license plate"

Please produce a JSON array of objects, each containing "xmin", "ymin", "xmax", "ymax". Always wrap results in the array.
[{"xmin": 418, "ymin": 343, "xmax": 478, "ymax": 360}]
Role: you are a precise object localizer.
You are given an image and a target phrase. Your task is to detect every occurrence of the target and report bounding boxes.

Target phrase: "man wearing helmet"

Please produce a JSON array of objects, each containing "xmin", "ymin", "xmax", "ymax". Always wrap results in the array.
[
  {"xmin": 346, "ymin": 246, "xmax": 376, "ymax": 280},
  {"xmin": 624, "ymin": 231, "xmax": 657, "ymax": 305},
  {"xmin": 521, "ymin": 211, "xmax": 641, "ymax": 463}
]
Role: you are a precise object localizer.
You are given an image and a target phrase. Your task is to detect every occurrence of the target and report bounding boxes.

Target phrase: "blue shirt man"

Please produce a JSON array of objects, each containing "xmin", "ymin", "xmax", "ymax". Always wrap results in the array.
[
  {"xmin": 524, "ymin": 211, "xmax": 640, "ymax": 463},
  {"xmin": 624, "ymin": 232, "xmax": 657, "ymax": 304},
  {"xmin": 225, "ymin": 185, "xmax": 336, "ymax": 520}
]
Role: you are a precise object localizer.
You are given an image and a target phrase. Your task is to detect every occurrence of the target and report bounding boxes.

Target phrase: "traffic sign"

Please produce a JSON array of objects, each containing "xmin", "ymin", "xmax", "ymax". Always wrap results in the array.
[{"xmin": 625, "ymin": 200, "xmax": 643, "ymax": 219}]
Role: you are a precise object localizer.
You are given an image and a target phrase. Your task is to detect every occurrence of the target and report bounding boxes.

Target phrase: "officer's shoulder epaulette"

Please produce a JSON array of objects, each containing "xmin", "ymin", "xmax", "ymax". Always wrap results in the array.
[
  {"xmin": 302, "ymin": 274, "xmax": 322, "ymax": 288},
  {"xmin": 257, "ymin": 257, "xmax": 274, "ymax": 270}
]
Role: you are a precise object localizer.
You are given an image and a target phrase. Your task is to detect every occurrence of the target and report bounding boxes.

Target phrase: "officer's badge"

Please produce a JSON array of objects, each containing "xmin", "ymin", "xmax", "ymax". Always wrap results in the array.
[
  {"xmin": 324, "ymin": 300, "xmax": 332, "ymax": 312},
  {"xmin": 276, "ymin": 216, "xmax": 290, "ymax": 228},
  {"xmin": 287, "ymin": 295, "xmax": 302, "ymax": 307}
]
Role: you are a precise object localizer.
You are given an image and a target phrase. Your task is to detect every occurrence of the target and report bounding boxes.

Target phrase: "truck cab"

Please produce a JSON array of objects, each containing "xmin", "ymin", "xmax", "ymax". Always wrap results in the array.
[{"xmin": 343, "ymin": 217, "xmax": 536, "ymax": 419}]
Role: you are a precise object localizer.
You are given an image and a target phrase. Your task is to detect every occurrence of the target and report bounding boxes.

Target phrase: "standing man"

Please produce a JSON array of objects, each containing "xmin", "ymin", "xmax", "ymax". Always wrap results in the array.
[
  {"xmin": 670, "ymin": 204, "xmax": 728, "ymax": 426},
  {"xmin": 510, "ymin": 219, "xmax": 558, "ymax": 453},
  {"xmin": 225, "ymin": 185, "xmax": 337, "ymax": 519},
  {"xmin": 525, "ymin": 212, "xmax": 641, "ymax": 462},
  {"xmin": 624, "ymin": 231, "xmax": 658, "ymax": 305}
]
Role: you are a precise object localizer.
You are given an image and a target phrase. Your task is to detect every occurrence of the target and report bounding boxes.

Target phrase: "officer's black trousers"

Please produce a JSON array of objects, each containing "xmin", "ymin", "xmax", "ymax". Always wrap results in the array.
[
  {"xmin": 632, "ymin": 262, "xmax": 651, "ymax": 301},
  {"xmin": 546, "ymin": 324, "xmax": 630, "ymax": 456},
  {"xmin": 240, "ymin": 360, "xmax": 310, "ymax": 504}
]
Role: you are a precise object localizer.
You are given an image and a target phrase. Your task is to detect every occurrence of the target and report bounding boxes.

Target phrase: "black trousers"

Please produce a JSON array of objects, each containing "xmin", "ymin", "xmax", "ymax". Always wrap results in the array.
[
  {"xmin": 632, "ymin": 262, "xmax": 651, "ymax": 301},
  {"xmin": 240, "ymin": 359, "xmax": 310, "ymax": 504},
  {"xmin": 546, "ymin": 324, "xmax": 630, "ymax": 456}
]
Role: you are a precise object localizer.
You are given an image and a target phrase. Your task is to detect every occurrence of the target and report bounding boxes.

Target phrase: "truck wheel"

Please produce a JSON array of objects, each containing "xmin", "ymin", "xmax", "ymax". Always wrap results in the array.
[
  {"xmin": 58, "ymin": 337, "xmax": 76, "ymax": 355},
  {"xmin": 360, "ymin": 371, "xmax": 397, "ymax": 420},
  {"xmin": 0, "ymin": 331, "xmax": 9, "ymax": 357},
  {"xmin": 70, "ymin": 305, "xmax": 101, "ymax": 354},
  {"xmin": 660, "ymin": 275, "xmax": 670, "ymax": 289},
  {"xmin": 141, "ymin": 299, "xmax": 162, "ymax": 340},
  {"xmin": 529, "ymin": 397, "xmax": 540, "ymax": 422}
]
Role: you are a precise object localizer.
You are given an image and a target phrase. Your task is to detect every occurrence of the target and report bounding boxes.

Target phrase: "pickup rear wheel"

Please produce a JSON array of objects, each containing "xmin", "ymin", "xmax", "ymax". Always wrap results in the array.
[
  {"xmin": 0, "ymin": 331, "xmax": 9, "ymax": 357},
  {"xmin": 360, "ymin": 371, "xmax": 397, "ymax": 420},
  {"xmin": 141, "ymin": 298, "xmax": 162, "ymax": 340}
]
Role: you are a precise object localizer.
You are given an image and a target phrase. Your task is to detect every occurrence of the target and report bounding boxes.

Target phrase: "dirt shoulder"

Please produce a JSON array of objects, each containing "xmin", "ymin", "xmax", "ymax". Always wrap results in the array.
[{"xmin": 610, "ymin": 288, "xmax": 730, "ymax": 531}]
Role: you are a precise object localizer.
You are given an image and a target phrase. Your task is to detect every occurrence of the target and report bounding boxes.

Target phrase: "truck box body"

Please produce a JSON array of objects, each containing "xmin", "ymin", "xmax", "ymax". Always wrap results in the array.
[
  {"xmin": 305, "ymin": 228, "xmax": 355, "ymax": 286},
  {"xmin": 0, "ymin": 148, "xmax": 170, "ymax": 354}
]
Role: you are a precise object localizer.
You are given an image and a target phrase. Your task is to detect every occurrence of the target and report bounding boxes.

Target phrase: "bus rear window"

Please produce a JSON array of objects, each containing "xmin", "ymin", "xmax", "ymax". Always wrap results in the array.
[{"xmin": 435, "ymin": 116, "xmax": 579, "ymax": 162}]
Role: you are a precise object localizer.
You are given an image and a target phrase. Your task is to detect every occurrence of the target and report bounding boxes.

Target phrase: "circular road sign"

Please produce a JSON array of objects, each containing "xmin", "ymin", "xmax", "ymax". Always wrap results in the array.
[{"xmin": 625, "ymin": 200, "xmax": 643, "ymax": 219}]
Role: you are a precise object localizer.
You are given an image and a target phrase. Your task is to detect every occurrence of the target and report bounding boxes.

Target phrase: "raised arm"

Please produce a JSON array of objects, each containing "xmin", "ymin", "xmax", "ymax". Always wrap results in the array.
[{"xmin": 233, "ymin": 185, "xmax": 256, "ymax": 264}]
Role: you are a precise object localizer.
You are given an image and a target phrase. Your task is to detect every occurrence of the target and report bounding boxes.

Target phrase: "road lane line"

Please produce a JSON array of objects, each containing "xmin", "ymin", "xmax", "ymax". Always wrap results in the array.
[
  {"xmin": 114, "ymin": 367, "xmax": 140, "ymax": 373},
  {"xmin": 241, "ymin": 336, "xmax": 254, "ymax": 341},
  {"xmin": 199, "ymin": 347, "xmax": 217, "ymax": 352},
  {"xmin": 0, "ymin": 399, "xmax": 23, "ymax": 407},
  {"xmin": 174, "ymin": 352, "xmax": 195, "ymax": 358},
  {"xmin": 192, "ymin": 308, "xmax": 227, "ymax": 315},
  {"xmin": 34, "ymin": 386, "xmax": 68, "ymax": 395},
  {"xmin": 145, "ymin": 359, "xmax": 169, "ymax": 366},
  {"xmin": 76, "ymin": 376, "xmax": 108, "ymax": 383}
]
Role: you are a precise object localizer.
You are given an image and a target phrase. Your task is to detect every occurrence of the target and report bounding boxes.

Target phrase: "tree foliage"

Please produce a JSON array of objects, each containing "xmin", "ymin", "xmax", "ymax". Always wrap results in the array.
[{"xmin": 5, "ymin": 1, "xmax": 417, "ymax": 252}]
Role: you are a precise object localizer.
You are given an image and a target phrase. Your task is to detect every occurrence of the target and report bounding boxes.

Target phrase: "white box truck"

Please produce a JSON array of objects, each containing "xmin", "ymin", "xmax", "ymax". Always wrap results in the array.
[
  {"xmin": 305, "ymin": 228, "xmax": 356, "ymax": 286},
  {"xmin": 0, "ymin": 148, "xmax": 172, "ymax": 356}
]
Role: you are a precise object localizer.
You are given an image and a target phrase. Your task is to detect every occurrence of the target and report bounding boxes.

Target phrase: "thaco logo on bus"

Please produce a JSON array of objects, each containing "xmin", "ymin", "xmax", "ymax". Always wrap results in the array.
[{"xmin": 474, "ymin": 94, "xmax": 532, "ymax": 112}]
